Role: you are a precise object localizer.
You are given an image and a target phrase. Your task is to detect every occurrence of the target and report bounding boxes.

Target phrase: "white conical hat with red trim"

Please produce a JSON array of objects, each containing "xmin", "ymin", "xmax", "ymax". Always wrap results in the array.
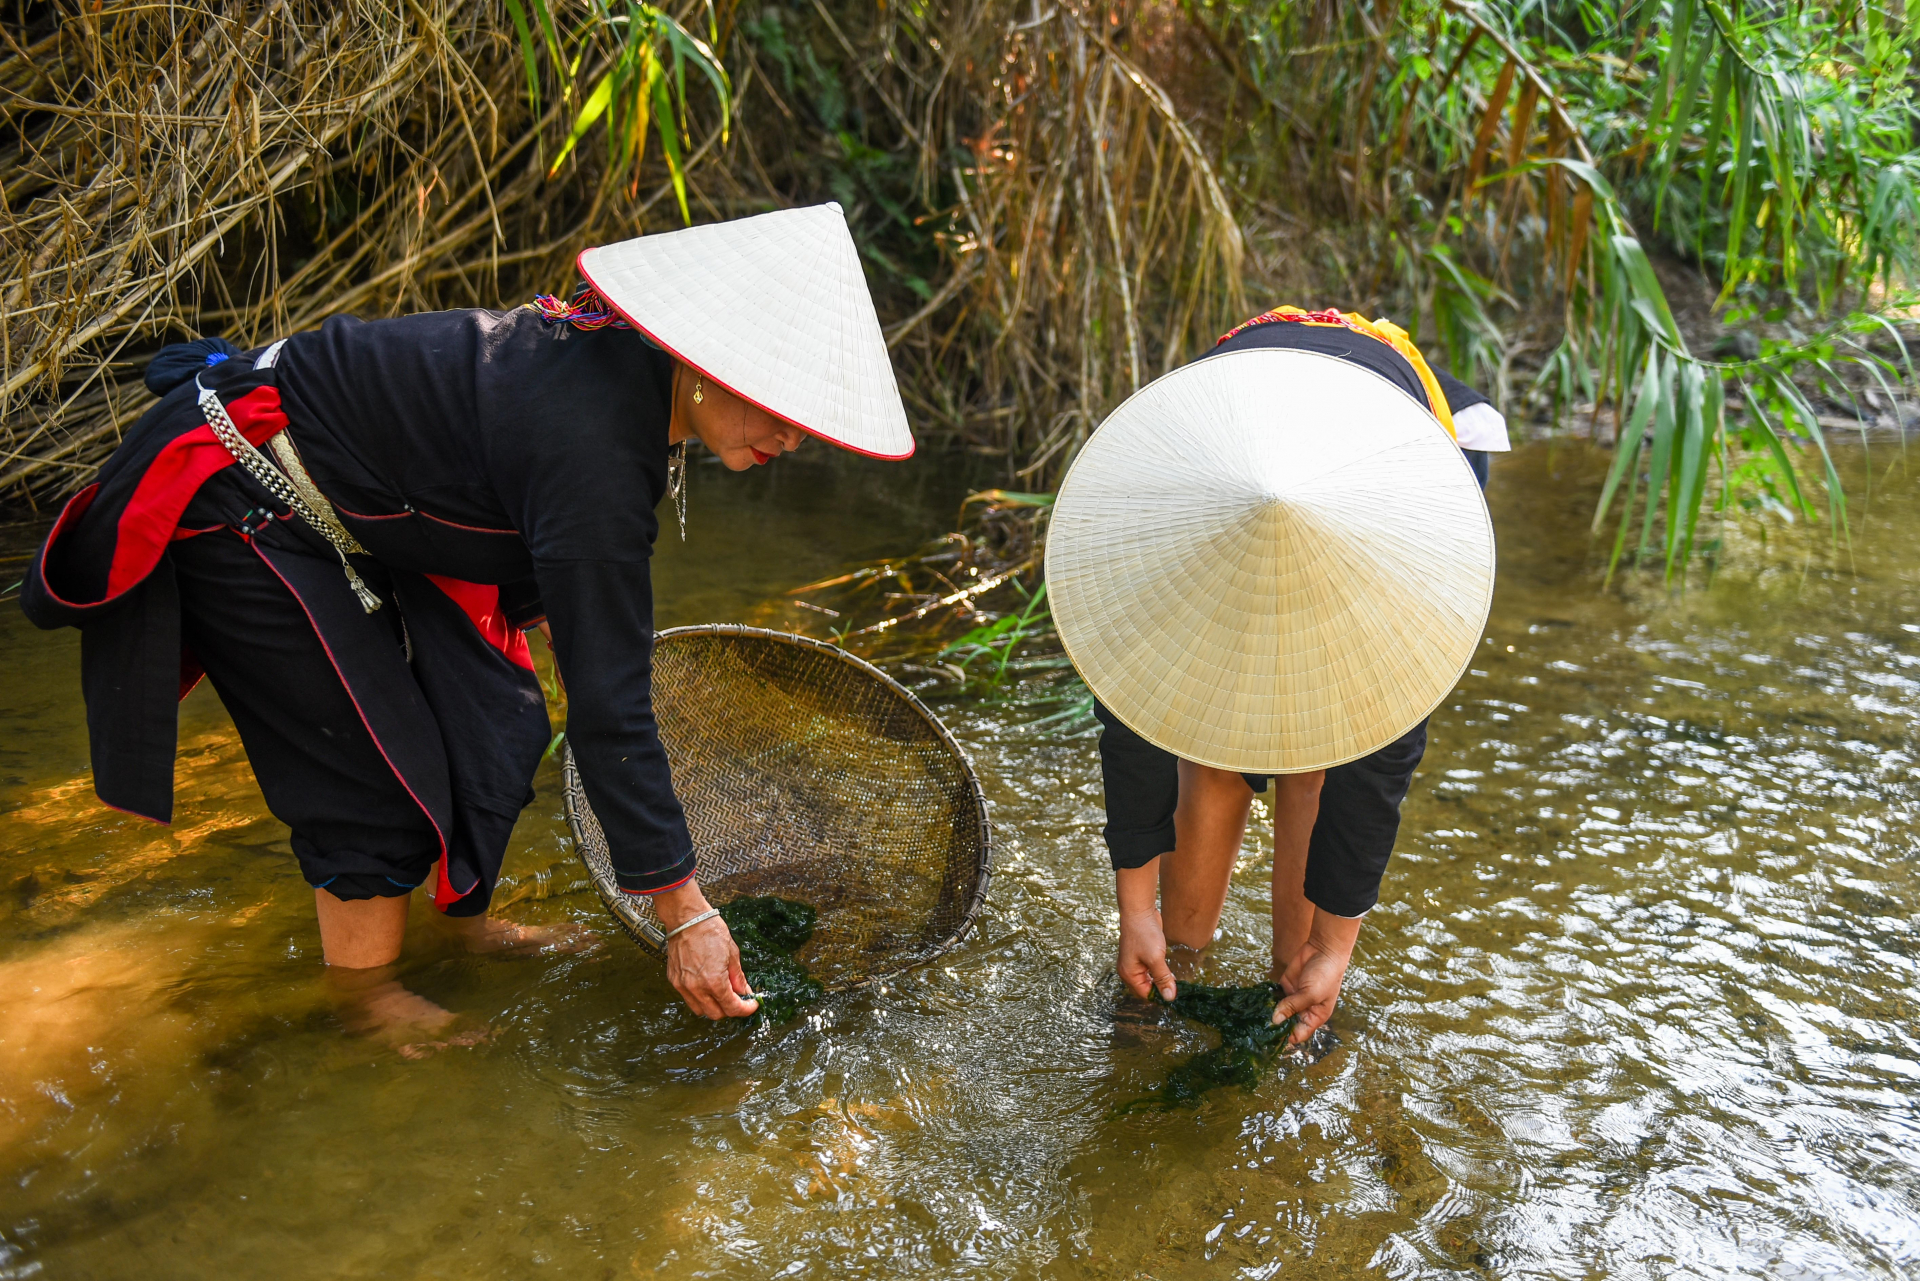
[
  {"xmin": 1046, "ymin": 348, "xmax": 1495, "ymax": 773},
  {"xmin": 578, "ymin": 203, "xmax": 914, "ymax": 460}
]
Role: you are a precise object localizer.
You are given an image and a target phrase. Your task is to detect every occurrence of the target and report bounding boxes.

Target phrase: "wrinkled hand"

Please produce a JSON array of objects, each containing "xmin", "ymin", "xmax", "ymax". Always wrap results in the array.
[
  {"xmin": 655, "ymin": 882, "xmax": 758, "ymax": 1019},
  {"xmin": 667, "ymin": 917, "xmax": 759, "ymax": 1019},
  {"xmin": 1117, "ymin": 907, "xmax": 1177, "ymax": 1002},
  {"xmin": 1273, "ymin": 931, "xmax": 1354, "ymax": 1046}
]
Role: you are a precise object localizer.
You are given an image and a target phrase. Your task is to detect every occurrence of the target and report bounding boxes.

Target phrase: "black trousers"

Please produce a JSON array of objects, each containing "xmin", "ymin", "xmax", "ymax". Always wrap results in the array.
[
  {"xmin": 170, "ymin": 525, "xmax": 461, "ymax": 908},
  {"xmin": 1092, "ymin": 704, "xmax": 1425, "ymax": 918}
]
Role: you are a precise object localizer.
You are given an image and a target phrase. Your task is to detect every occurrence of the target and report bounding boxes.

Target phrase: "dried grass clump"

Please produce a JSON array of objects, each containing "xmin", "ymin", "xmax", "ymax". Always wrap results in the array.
[
  {"xmin": 0, "ymin": 0, "xmax": 719, "ymax": 511},
  {"xmin": 858, "ymin": 1, "xmax": 1248, "ymax": 479},
  {"xmin": 6, "ymin": 0, "xmax": 1915, "ymax": 581}
]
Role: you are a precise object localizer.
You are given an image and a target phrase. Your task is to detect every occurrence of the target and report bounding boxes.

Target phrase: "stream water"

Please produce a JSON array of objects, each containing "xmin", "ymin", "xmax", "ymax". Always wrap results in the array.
[{"xmin": 2, "ymin": 440, "xmax": 1918, "ymax": 1279}]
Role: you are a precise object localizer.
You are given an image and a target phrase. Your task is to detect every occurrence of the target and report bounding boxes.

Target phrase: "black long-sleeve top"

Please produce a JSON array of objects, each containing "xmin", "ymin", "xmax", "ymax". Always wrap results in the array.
[{"xmin": 274, "ymin": 307, "xmax": 694, "ymax": 893}]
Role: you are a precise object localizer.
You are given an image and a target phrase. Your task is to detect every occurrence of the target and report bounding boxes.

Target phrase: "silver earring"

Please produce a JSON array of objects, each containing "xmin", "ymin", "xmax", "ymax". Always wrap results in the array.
[{"xmin": 667, "ymin": 440, "xmax": 688, "ymax": 541}]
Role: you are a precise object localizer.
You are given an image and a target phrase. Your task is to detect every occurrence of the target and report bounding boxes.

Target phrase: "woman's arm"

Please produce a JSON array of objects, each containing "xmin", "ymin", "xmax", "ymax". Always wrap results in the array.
[
  {"xmin": 1094, "ymin": 702, "xmax": 1183, "ymax": 1000},
  {"xmin": 1115, "ymin": 861, "xmax": 1177, "ymax": 1001},
  {"xmin": 538, "ymin": 558, "xmax": 757, "ymax": 1018},
  {"xmin": 654, "ymin": 880, "xmax": 759, "ymax": 1019},
  {"xmin": 1273, "ymin": 909, "xmax": 1362, "ymax": 1045}
]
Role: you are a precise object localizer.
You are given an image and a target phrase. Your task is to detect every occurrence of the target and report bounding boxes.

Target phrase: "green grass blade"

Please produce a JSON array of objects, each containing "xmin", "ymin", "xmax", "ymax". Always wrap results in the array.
[
  {"xmin": 549, "ymin": 70, "xmax": 614, "ymax": 176},
  {"xmin": 503, "ymin": 0, "xmax": 544, "ymax": 110}
]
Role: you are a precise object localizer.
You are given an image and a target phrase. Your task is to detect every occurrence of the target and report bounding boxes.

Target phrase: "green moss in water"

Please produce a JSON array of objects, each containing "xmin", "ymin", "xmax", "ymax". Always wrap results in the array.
[
  {"xmin": 718, "ymin": 896, "xmax": 825, "ymax": 1023},
  {"xmin": 1118, "ymin": 981, "xmax": 1300, "ymax": 1113}
]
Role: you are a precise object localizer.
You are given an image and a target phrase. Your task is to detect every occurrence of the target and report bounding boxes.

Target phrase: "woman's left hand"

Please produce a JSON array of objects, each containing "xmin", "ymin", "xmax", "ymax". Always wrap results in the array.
[
  {"xmin": 655, "ymin": 880, "xmax": 759, "ymax": 1019},
  {"xmin": 666, "ymin": 917, "xmax": 759, "ymax": 1020},
  {"xmin": 1272, "ymin": 910, "xmax": 1362, "ymax": 1046}
]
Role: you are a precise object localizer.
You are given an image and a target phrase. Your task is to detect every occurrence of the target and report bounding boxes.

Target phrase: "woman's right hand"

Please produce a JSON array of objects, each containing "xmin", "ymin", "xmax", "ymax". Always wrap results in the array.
[
  {"xmin": 1115, "ymin": 860, "xmax": 1176, "ymax": 1001},
  {"xmin": 1117, "ymin": 907, "xmax": 1177, "ymax": 1001},
  {"xmin": 654, "ymin": 882, "xmax": 759, "ymax": 1019}
]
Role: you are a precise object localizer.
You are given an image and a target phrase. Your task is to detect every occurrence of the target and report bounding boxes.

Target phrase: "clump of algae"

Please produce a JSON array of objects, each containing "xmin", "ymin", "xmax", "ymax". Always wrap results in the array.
[
  {"xmin": 1118, "ymin": 981, "xmax": 1300, "ymax": 1113},
  {"xmin": 718, "ymin": 896, "xmax": 825, "ymax": 1023}
]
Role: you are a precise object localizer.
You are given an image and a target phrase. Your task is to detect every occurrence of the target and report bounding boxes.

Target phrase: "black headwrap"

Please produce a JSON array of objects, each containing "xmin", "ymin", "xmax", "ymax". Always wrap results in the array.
[{"xmin": 143, "ymin": 336, "xmax": 249, "ymax": 397}]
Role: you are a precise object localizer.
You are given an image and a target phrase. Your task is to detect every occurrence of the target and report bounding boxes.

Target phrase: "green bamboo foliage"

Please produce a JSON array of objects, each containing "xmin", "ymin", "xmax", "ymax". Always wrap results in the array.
[
  {"xmin": 1190, "ymin": 0, "xmax": 1918, "ymax": 581},
  {"xmin": 504, "ymin": 0, "xmax": 732, "ymax": 221}
]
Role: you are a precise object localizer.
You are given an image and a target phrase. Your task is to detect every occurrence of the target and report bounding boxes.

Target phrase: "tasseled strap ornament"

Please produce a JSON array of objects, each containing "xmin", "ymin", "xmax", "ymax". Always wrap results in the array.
[{"xmin": 530, "ymin": 285, "xmax": 632, "ymax": 331}]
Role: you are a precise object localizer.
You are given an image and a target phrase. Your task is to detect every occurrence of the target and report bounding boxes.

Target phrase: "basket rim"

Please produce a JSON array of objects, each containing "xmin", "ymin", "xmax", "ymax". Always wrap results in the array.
[{"xmin": 561, "ymin": 624, "xmax": 994, "ymax": 990}]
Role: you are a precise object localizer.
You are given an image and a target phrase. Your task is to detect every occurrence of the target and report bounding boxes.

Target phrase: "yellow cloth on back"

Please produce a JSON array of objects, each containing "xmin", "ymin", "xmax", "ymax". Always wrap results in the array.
[{"xmin": 1219, "ymin": 306, "xmax": 1457, "ymax": 438}]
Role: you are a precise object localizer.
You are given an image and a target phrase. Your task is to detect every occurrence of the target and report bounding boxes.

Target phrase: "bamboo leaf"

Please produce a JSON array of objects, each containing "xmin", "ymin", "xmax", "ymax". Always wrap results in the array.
[
  {"xmin": 1647, "ymin": 0, "xmax": 1695, "ymax": 139},
  {"xmin": 1595, "ymin": 352, "xmax": 1662, "ymax": 532},
  {"xmin": 1654, "ymin": 9, "xmax": 1715, "ymax": 230},
  {"xmin": 503, "ymin": 0, "xmax": 543, "ymax": 110},
  {"xmin": 549, "ymin": 70, "xmax": 614, "ymax": 176},
  {"xmin": 1723, "ymin": 65, "xmax": 1756, "ymax": 288},
  {"xmin": 1610, "ymin": 234, "xmax": 1685, "ymax": 349},
  {"xmin": 1638, "ymin": 354, "xmax": 1679, "ymax": 562},
  {"xmin": 1540, "ymin": 156, "xmax": 1619, "ymax": 204},
  {"xmin": 650, "ymin": 54, "xmax": 692, "ymax": 221},
  {"xmin": 1768, "ymin": 371, "xmax": 1849, "ymax": 537},
  {"xmin": 1698, "ymin": 52, "xmax": 1734, "ymax": 232},
  {"xmin": 655, "ymin": 9, "xmax": 734, "ymax": 141},
  {"xmin": 1465, "ymin": 58, "xmax": 1517, "ymax": 198},
  {"xmin": 1738, "ymin": 384, "xmax": 1813, "ymax": 518},
  {"xmin": 532, "ymin": 0, "xmax": 566, "ymax": 79},
  {"xmin": 1667, "ymin": 360, "xmax": 1707, "ymax": 576}
]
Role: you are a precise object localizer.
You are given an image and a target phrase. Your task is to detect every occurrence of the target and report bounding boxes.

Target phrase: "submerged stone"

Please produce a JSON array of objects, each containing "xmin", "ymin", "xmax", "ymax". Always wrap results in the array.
[{"xmin": 718, "ymin": 895, "xmax": 825, "ymax": 1023}]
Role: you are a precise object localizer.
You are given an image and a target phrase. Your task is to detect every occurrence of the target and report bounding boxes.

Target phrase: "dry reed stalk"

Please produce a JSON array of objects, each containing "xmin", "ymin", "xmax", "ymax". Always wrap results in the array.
[
  {"xmin": 0, "ymin": 0, "xmax": 741, "ymax": 511},
  {"xmin": 821, "ymin": 0, "xmax": 1248, "ymax": 481}
]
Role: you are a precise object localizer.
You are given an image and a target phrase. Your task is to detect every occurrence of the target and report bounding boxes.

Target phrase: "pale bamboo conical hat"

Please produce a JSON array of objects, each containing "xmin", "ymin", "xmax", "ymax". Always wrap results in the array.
[
  {"xmin": 578, "ymin": 203, "xmax": 914, "ymax": 459},
  {"xmin": 1046, "ymin": 348, "xmax": 1495, "ymax": 773}
]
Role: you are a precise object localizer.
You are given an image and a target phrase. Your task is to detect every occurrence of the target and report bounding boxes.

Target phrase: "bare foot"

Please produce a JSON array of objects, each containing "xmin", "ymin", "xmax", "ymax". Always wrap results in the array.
[
  {"xmin": 326, "ymin": 969, "xmax": 489, "ymax": 1058},
  {"xmin": 443, "ymin": 915, "xmax": 599, "ymax": 957}
]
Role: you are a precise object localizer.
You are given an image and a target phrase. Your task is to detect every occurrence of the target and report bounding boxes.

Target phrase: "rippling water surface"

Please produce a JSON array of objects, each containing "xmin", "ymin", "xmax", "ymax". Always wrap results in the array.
[{"xmin": 2, "ymin": 442, "xmax": 1918, "ymax": 1279}]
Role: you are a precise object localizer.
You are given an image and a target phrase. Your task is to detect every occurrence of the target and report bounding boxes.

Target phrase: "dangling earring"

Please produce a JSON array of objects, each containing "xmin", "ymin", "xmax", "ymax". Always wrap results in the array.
[
  {"xmin": 692, "ymin": 375, "xmax": 704, "ymax": 405},
  {"xmin": 667, "ymin": 441, "xmax": 688, "ymax": 541}
]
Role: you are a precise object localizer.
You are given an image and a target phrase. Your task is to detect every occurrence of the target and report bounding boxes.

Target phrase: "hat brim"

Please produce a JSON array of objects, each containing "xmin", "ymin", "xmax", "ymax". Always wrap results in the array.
[
  {"xmin": 576, "ymin": 204, "xmax": 914, "ymax": 461},
  {"xmin": 577, "ymin": 251, "xmax": 915, "ymax": 462},
  {"xmin": 1046, "ymin": 348, "xmax": 1495, "ymax": 774}
]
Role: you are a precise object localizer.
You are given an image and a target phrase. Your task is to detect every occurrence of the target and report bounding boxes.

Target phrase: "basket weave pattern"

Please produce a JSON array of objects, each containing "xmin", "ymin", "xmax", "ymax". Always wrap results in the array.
[{"xmin": 563, "ymin": 626, "xmax": 992, "ymax": 990}]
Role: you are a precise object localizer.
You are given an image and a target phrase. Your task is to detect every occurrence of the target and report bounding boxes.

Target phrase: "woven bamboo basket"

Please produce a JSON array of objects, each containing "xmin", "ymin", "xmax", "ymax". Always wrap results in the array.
[{"xmin": 563, "ymin": 625, "xmax": 992, "ymax": 990}]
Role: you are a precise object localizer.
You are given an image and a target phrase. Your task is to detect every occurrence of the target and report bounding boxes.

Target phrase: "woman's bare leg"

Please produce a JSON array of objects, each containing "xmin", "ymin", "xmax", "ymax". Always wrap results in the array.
[
  {"xmin": 314, "ymin": 889, "xmax": 410, "ymax": 967},
  {"xmin": 1269, "ymin": 771, "xmax": 1326, "ymax": 967},
  {"xmin": 1159, "ymin": 761, "xmax": 1256, "ymax": 950},
  {"xmin": 314, "ymin": 890, "xmax": 474, "ymax": 1056},
  {"xmin": 437, "ymin": 913, "xmax": 597, "ymax": 955}
]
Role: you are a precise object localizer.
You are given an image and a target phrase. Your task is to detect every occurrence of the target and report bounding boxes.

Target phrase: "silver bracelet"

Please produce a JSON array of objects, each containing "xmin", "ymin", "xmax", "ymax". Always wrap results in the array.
[{"xmin": 662, "ymin": 907, "xmax": 721, "ymax": 943}]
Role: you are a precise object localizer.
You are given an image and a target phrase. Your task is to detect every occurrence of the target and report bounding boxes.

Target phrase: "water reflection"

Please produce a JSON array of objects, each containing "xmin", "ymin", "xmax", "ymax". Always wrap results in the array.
[{"xmin": 1, "ymin": 441, "xmax": 1918, "ymax": 1278}]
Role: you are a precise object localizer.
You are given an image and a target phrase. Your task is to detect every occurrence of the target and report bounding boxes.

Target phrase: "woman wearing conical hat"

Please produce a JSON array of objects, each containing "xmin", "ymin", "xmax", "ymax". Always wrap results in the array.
[
  {"xmin": 1046, "ymin": 307, "xmax": 1502, "ymax": 1049},
  {"xmin": 21, "ymin": 204, "xmax": 911, "ymax": 1044}
]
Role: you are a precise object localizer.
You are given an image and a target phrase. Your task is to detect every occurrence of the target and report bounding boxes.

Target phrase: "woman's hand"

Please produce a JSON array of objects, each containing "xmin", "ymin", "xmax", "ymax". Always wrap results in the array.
[
  {"xmin": 1273, "ymin": 910, "xmax": 1361, "ymax": 1045},
  {"xmin": 653, "ymin": 881, "xmax": 759, "ymax": 1019},
  {"xmin": 1115, "ymin": 861, "xmax": 1177, "ymax": 1001}
]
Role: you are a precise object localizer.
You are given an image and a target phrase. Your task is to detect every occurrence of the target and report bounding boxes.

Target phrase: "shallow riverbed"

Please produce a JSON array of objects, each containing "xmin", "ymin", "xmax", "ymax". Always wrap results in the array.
[{"xmin": 2, "ymin": 440, "xmax": 1918, "ymax": 1279}]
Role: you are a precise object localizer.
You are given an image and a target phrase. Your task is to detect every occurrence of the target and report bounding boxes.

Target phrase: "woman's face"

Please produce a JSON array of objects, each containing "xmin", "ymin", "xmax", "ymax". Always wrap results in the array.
[{"xmin": 670, "ymin": 362, "xmax": 808, "ymax": 471}]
